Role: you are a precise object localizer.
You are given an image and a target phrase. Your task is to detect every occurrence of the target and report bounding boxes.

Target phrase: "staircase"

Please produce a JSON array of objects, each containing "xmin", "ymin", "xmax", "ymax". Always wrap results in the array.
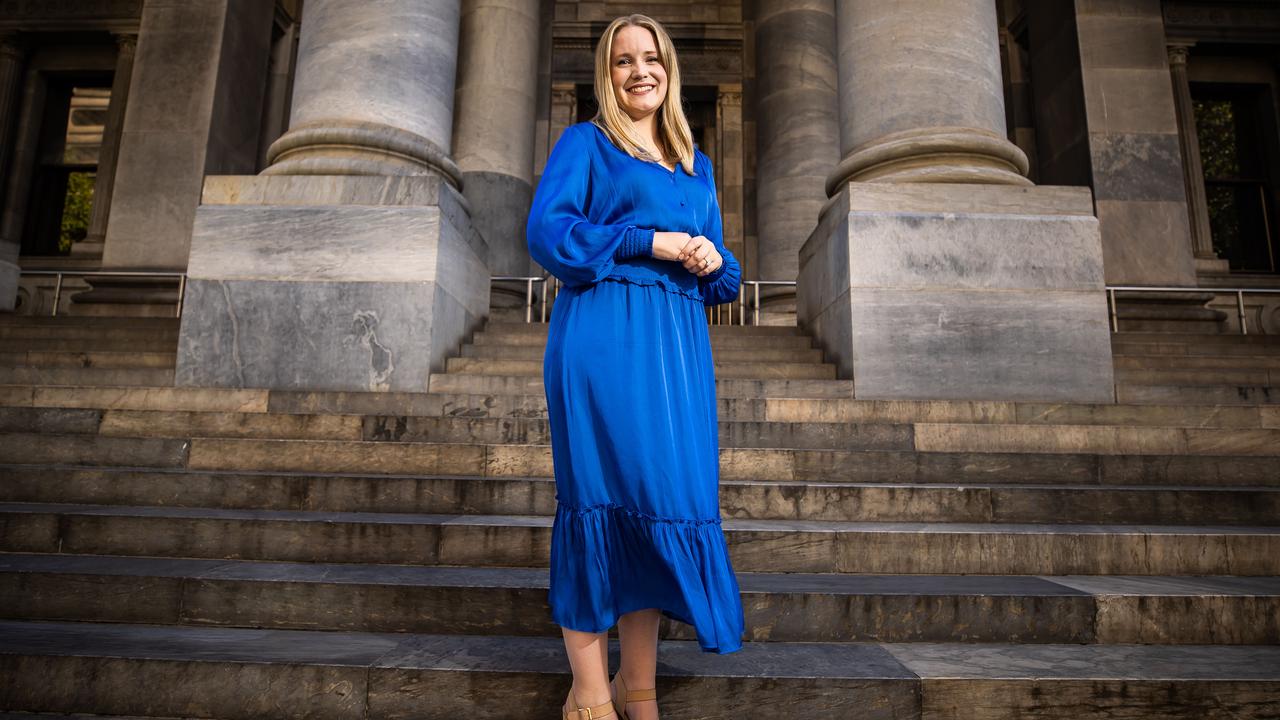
[{"xmin": 1, "ymin": 313, "xmax": 1278, "ymax": 719}]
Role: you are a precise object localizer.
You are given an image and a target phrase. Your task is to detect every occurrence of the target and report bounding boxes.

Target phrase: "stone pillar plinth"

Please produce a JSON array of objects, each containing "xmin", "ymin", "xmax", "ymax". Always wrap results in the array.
[
  {"xmin": 453, "ymin": 0, "xmax": 539, "ymax": 277},
  {"xmin": 799, "ymin": 184, "xmax": 1115, "ymax": 402},
  {"xmin": 261, "ymin": 0, "xmax": 462, "ymax": 184},
  {"xmin": 754, "ymin": 0, "xmax": 839, "ymax": 311},
  {"xmin": 799, "ymin": 0, "xmax": 1114, "ymax": 403},
  {"xmin": 74, "ymin": 32, "xmax": 137, "ymax": 258},
  {"xmin": 828, "ymin": 0, "xmax": 1030, "ymax": 188},
  {"xmin": 176, "ymin": 0, "xmax": 489, "ymax": 392}
]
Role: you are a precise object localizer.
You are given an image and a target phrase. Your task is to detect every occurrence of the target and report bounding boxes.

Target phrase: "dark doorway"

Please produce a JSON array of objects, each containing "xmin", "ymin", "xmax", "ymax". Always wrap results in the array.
[
  {"xmin": 20, "ymin": 74, "xmax": 111, "ymax": 257},
  {"xmin": 1192, "ymin": 81, "xmax": 1280, "ymax": 274}
]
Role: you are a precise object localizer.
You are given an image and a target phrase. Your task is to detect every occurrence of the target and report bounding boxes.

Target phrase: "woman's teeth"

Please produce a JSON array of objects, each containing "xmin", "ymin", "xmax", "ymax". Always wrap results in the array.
[{"xmin": 629, "ymin": 85, "xmax": 654, "ymax": 94}]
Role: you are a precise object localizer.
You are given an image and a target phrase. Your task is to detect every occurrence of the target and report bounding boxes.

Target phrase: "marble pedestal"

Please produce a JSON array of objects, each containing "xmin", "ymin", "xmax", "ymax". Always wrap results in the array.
[
  {"xmin": 798, "ymin": 183, "xmax": 1115, "ymax": 403},
  {"xmin": 175, "ymin": 175, "xmax": 489, "ymax": 392}
]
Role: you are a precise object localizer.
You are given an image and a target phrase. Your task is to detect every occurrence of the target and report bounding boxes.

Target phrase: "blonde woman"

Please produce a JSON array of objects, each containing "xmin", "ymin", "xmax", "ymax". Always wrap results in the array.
[{"xmin": 526, "ymin": 13, "xmax": 745, "ymax": 720}]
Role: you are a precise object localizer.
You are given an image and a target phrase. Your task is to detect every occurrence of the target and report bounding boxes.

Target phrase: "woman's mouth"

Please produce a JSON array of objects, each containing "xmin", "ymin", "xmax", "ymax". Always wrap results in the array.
[{"xmin": 628, "ymin": 83, "xmax": 656, "ymax": 95}]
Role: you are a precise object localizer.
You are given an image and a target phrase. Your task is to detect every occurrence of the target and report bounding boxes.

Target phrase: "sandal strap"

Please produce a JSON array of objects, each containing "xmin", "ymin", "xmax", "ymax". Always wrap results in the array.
[
  {"xmin": 566, "ymin": 698, "xmax": 616, "ymax": 720},
  {"xmin": 625, "ymin": 688, "xmax": 657, "ymax": 702}
]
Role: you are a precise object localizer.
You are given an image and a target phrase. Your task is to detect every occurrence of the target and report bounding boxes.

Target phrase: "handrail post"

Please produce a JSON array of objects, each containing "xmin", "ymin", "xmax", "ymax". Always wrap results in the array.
[
  {"xmin": 1238, "ymin": 290, "xmax": 1247, "ymax": 335},
  {"xmin": 176, "ymin": 274, "xmax": 186, "ymax": 318},
  {"xmin": 753, "ymin": 282, "xmax": 760, "ymax": 326},
  {"xmin": 51, "ymin": 273, "xmax": 63, "ymax": 317},
  {"xmin": 525, "ymin": 278, "xmax": 533, "ymax": 324},
  {"xmin": 1108, "ymin": 287, "xmax": 1117, "ymax": 333}
]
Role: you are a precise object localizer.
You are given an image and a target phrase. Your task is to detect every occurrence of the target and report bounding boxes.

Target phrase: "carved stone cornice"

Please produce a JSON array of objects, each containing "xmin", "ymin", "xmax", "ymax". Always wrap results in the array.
[
  {"xmin": 0, "ymin": 0, "xmax": 142, "ymax": 32},
  {"xmin": 1163, "ymin": 1, "xmax": 1280, "ymax": 42}
]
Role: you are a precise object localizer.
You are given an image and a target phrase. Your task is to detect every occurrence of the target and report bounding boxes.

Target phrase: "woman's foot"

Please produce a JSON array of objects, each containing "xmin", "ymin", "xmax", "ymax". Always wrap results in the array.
[
  {"xmin": 611, "ymin": 673, "xmax": 658, "ymax": 720},
  {"xmin": 563, "ymin": 685, "xmax": 616, "ymax": 719}
]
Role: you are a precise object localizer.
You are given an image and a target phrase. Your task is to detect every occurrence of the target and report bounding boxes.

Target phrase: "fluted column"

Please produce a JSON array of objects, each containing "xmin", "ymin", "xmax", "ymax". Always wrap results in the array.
[
  {"xmin": 74, "ymin": 32, "xmax": 137, "ymax": 257},
  {"xmin": 262, "ymin": 0, "xmax": 463, "ymax": 187},
  {"xmin": 1167, "ymin": 43, "xmax": 1227, "ymax": 273},
  {"xmin": 452, "ymin": 0, "xmax": 540, "ymax": 276},
  {"xmin": 754, "ymin": 0, "xmax": 839, "ymax": 291},
  {"xmin": 0, "ymin": 32, "xmax": 30, "ymax": 312},
  {"xmin": 827, "ymin": 0, "xmax": 1030, "ymax": 192}
]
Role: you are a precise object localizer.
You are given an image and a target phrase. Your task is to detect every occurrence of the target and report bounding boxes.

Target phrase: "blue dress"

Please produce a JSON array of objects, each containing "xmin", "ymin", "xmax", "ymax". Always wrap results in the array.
[{"xmin": 526, "ymin": 120, "xmax": 745, "ymax": 654}]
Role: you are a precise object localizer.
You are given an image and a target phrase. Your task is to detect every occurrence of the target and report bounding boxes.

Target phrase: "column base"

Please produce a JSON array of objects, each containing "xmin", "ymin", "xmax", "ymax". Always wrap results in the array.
[
  {"xmin": 175, "ymin": 175, "xmax": 489, "ymax": 392},
  {"xmin": 1195, "ymin": 256, "xmax": 1232, "ymax": 276},
  {"xmin": 0, "ymin": 258, "xmax": 18, "ymax": 313},
  {"xmin": 799, "ymin": 182, "xmax": 1115, "ymax": 403}
]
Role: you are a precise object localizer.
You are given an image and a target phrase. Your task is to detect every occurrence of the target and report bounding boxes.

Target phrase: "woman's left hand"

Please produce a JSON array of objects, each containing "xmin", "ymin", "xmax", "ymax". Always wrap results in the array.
[{"xmin": 677, "ymin": 235, "xmax": 723, "ymax": 277}]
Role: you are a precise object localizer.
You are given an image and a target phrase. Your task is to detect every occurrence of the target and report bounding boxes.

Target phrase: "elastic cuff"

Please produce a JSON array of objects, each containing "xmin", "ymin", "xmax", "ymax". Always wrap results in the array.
[
  {"xmin": 614, "ymin": 226, "xmax": 655, "ymax": 260},
  {"xmin": 701, "ymin": 259, "xmax": 729, "ymax": 282}
]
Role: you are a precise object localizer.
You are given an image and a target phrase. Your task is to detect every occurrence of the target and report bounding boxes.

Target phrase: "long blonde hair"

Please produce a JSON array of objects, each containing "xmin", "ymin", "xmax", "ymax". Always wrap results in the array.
[{"xmin": 591, "ymin": 14, "xmax": 697, "ymax": 176}]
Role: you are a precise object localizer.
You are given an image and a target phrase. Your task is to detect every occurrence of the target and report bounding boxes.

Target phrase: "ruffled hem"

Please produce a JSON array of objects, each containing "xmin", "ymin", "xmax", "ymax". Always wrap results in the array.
[
  {"xmin": 548, "ymin": 500, "xmax": 745, "ymax": 654},
  {"xmin": 594, "ymin": 272, "xmax": 704, "ymax": 302}
]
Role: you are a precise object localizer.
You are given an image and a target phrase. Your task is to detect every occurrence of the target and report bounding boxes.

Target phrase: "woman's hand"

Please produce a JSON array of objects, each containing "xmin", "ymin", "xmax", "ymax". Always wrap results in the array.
[
  {"xmin": 651, "ymin": 231, "xmax": 691, "ymax": 261},
  {"xmin": 677, "ymin": 235, "xmax": 722, "ymax": 277},
  {"xmin": 652, "ymin": 232, "xmax": 722, "ymax": 276}
]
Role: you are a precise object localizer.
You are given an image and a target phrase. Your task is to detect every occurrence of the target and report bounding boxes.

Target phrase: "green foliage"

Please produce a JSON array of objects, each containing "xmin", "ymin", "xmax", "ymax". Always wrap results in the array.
[{"xmin": 59, "ymin": 171, "xmax": 95, "ymax": 253}]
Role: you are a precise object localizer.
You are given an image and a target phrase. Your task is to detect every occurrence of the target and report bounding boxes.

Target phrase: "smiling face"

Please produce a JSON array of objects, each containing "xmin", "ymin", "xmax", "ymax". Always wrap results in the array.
[{"xmin": 609, "ymin": 25, "xmax": 668, "ymax": 122}]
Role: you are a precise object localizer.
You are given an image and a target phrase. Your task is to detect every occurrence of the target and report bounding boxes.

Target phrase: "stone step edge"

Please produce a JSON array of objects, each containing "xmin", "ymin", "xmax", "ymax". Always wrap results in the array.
[
  {"xmin": 3, "ymin": 502, "xmax": 1276, "ymax": 536},
  {"xmin": 2, "ymin": 619, "xmax": 1278, "ymax": 682},
  {"xmin": 4, "ymin": 463, "xmax": 1274, "ymax": 493},
  {"xmin": 3, "ymin": 390, "xmax": 1278, "ymax": 430},
  {"xmin": 4, "ymin": 552, "xmax": 1277, "ymax": 599}
]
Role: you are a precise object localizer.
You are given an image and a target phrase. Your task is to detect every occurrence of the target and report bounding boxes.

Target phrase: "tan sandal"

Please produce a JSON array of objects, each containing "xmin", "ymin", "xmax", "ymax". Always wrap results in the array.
[
  {"xmin": 563, "ymin": 685, "xmax": 616, "ymax": 720},
  {"xmin": 609, "ymin": 673, "xmax": 657, "ymax": 720}
]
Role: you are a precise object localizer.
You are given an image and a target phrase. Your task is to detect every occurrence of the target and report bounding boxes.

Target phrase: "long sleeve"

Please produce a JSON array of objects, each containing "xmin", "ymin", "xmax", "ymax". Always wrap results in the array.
[
  {"xmin": 697, "ymin": 155, "xmax": 741, "ymax": 307},
  {"xmin": 526, "ymin": 124, "xmax": 655, "ymax": 286}
]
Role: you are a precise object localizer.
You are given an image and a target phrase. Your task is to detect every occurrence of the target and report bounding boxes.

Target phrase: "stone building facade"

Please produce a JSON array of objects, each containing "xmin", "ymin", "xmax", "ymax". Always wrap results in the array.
[{"xmin": 0, "ymin": 0, "xmax": 1277, "ymax": 398}]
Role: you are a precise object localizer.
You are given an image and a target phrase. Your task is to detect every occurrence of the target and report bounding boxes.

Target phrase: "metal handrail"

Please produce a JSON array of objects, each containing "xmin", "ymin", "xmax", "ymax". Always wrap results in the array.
[
  {"xmin": 491, "ymin": 274, "xmax": 559, "ymax": 323},
  {"xmin": 1106, "ymin": 285, "xmax": 1280, "ymax": 335},
  {"xmin": 18, "ymin": 269, "xmax": 188, "ymax": 317}
]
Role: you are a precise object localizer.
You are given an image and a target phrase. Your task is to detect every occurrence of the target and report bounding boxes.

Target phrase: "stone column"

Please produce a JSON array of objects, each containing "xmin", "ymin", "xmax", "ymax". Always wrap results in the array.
[
  {"xmin": 177, "ymin": 0, "xmax": 489, "ymax": 393},
  {"xmin": 452, "ymin": 0, "xmax": 540, "ymax": 277},
  {"xmin": 73, "ymin": 32, "xmax": 137, "ymax": 258},
  {"xmin": 1168, "ymin": 43, "xmax": 1229, "ymax": 274},
  {"xmin": 261, "ymin": 0, "xmax": 462, "ymax": 184},
  {"xmin": 0, "ymin": 32, "xmax": 30, "ymax": 312},
  {"xmin": 753, "ymin": 0, "xmax": 839, "ymax": 308},
  {"xmin": 828, "ymin": 0, "xmax": 1029, "ymax": 189},
  {"xmin": 716, "ymin": 84, "xmax": 745, "ymax": 274},
  {"xmin": 798, "ymin": 0, "xmax": 1113, "ymax": 403}
]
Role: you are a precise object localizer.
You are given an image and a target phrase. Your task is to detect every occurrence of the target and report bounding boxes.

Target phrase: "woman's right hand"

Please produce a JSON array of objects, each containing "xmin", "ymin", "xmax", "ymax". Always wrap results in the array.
[{"xmin": 651, "ymin": 231, "xmax": 693, "ymax": 262}]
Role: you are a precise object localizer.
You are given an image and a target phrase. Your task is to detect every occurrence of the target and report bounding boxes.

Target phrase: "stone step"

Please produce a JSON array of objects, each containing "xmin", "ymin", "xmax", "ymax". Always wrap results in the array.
[
  {"xmin": 5, "ymin": 409, "xmax": 1280, "ymax": 457},
  {"xmin": 0, "ymin": 315, "xmax": 180, "ymax": 328},
  {"xmin": 0, "ymin": 366, "xmax": 175, "ymax": 387},
  {"xmin": 7, "ymin": 384, "xmax": 1278, "ymax": 429},
  {"xmin": 483, "ymin": 320, "xmax": 806, "ymax": 336},
  {"xmin": 3, "ymin": 554, "xmax": 1276, "ymax": 644},
  {"xmin": 471, "ymin": 329, "xmax": 817, "ymax": 349},
  {"xmin": 1112, "ymin": 331, "xmax": 1280, "ymax": 346},
  {"xmin": 459, "ymin": 342, "xmax": 827, "ymax": 364},
  {"xmin": 2, "ymin": 466, "xmax": 1274, "ymax": 524},
  {"xmin": 0, "ymin": 350, "xmax": 177, "ymax": 369},
  {"xmin": 2, "ymin": 502, "xmax": 1276, "ymax": 574},
  {"xmin": 443, "ymin": 356, "xmax": 840, "ymax": 379},
  {"xmin": 0, "ymin": 338, "xmax": 179, "ymax": 353},
  {"xmin": 1114, "ymin": 341, "xmax": 1280, "ymax": 357},
  {"xmin": 1115, "ymin": 367, "xmax": 1278, "ymax": 386},
  {"xmin": 0, "ymin": 325, "xmax": 181, "ymax": 342},
  {"xmin": 1116, "ymin": 383, "xmax": 1278, "ymax": 405},
  {"xmin": 4, "ymin": 433, "xmax": 1278, "ymax": 486},
  {"xmin": 428, "ymin": 372, "xmax": 855, "ymax": 397},
  {"xmin": 1114, "ymin": 354, "xmax": 1280, "ymax": 370},
  {"xmin": 4, "ymin": 619, "xmax": 1276, "ymax": 719}
]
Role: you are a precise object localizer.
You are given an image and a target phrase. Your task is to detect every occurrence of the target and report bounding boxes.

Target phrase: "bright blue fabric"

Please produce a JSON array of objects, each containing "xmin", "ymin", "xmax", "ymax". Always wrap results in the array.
[{"xmin": 527, "ymin": 120, "xmax": 745, "ymax": 654}]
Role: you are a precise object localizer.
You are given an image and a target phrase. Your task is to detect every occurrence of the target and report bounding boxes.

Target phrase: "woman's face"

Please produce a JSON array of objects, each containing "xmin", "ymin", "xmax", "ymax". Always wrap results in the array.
[{"xmin": 609, "ymin": 25, "xmax": 667, "ymax": 122}]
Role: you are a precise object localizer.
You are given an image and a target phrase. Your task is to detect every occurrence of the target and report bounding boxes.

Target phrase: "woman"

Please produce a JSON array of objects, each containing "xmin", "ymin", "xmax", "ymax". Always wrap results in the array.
[{"xmin": 526, "ymin": 13, "xmax": 745, "ymax": 720}]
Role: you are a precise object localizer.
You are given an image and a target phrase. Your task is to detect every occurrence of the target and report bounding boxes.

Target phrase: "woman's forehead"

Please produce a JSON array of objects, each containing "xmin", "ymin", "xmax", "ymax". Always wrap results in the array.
[{"xmin": 611, "ymin": 26, "xmax": 657, "ymax": 57}]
